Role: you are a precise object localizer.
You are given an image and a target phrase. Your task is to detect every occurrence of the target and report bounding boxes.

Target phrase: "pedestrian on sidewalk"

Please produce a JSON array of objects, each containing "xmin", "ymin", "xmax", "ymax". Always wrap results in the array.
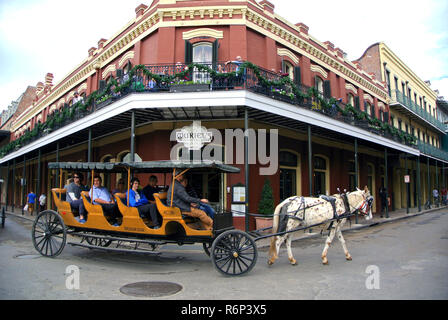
[
  {"xmin": 26, "ymin": 191, "xmax": 37, "ymax": 216},
  {"xmin": 39, "ymin": 193, "xmax": 46, "ymax": 212},
  {"xmin": 379, "ymin": 187, "xmax": 387, "ymax": 218},
  {"xmin": 433, "ymin": 188, "xmax": 439, "ymax": 206},
  {"xmin": 441, "ymin": 187, "xmax": 447, "ymax": 205}
]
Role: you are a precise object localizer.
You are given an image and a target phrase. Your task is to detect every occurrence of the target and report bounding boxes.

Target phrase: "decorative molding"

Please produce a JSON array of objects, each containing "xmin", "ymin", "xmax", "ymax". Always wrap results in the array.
[
  {"xmin": 182, "ymin": 28, "xmax": 224, "ymax": 40},
  {"xmin": 310, "ymin": 64, "xmax": 328, "ymax": 79},
  {"xmin": 277, "ymin": 48, "xmax": 299, "ymax": 65},
  {"xmin": 118, "ymin": 51, "xmax": 135, "ymax": 68},
  {"xmin": 102, "ymin": 64, "xmax": 117, "ymax": 79},
  {"xmin": 378, "ymin": 102, "xmax": 386, "ymax": 110},
  {"xmin": 345, "ymin": 83, "xmax": 358, "ymax": 94},
  {"xmin": 78, "ymin": 83, "xmax": 87, "ymax": 93},
  {"xmin": 363, "ymin": 94, "xmax": 374, "ymax": 104}
]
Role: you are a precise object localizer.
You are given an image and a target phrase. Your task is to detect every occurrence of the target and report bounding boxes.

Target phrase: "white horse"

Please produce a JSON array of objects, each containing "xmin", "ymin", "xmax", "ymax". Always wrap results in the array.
[{"xmin": 268, "ymin": 187, "xmax": 373, "ymax": 266}]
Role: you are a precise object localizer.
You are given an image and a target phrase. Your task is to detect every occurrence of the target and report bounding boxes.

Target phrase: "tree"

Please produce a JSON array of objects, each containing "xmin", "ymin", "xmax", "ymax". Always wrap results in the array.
[{"xmin": 258, "ymin": 178, "xmax": 275, "ymax": 216}]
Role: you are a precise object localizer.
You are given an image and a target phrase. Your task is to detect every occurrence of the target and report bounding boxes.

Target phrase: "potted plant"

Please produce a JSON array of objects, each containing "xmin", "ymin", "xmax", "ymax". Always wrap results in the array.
[{"xmin": 256, "ymin": 178, "xmax": 275, "ymax": 231}]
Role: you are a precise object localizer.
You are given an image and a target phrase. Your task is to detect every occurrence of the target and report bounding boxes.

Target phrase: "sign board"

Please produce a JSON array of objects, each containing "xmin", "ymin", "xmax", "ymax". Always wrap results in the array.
[
  {"xmin": 232, "ymin": 185, "xmax": 246, "ymax": 203},
  {"xmin": 404, "ymin": 175, "xmax": 410, "ymax": 184},
  {"xmin": 176, "ymin": 121, "xmax": 213, "ymax": 151}
]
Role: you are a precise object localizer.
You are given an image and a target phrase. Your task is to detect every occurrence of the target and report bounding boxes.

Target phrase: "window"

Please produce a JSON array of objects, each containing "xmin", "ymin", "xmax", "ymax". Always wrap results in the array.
[
  {"xmin": 365, "ymin": 102, "xmax": 372, "ymax": 117},
  {"xmin": 398, "ymin": 119, "xmax": 402, "ymax": 131},
  {"xmin": 313, "ymin": 156, "xmax": 327, "ymax": 196},
  {"xmin": 347, "ymin": 93, "xmax": 355, "ymax": 106},
  {"xmin": 192, "ymin": 42, "xmax": 213, "ymax": 83},
  {"xmin": 282, "ymin": 61, "xmax": 294, "ymax": 81},
  {"xmin": 315, "ymin": 76, "xmax": 324, "ymax": 96},
  {"xmin": 279, "ymin": 151, "xmax": 299, "ymax": 201}
]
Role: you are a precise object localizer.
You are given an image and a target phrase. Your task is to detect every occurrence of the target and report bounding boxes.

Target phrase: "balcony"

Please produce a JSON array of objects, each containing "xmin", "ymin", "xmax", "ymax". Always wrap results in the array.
[
  {"xmin": 418, "ymin": 141, "xmax": 448, "ymax": 162},
  {"xmin": 390, "ymin": 90, "xmax": 446, "ymax": 133},
  {"xmin": 1, "ymin": 62, "xmax": 419, "ymax": 159}
]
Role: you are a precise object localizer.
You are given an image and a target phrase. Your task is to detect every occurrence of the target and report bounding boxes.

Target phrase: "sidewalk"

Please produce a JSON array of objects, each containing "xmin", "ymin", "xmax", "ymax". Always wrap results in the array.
[{"xmin": 2, "ymin": 204, "xmax": 447, "ymax": 250}]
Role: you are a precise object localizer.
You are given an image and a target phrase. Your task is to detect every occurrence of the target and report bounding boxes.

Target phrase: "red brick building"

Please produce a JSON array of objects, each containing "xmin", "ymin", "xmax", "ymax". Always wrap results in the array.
[{"xmin": 0, "ymin": 0, "xmax": 446, "ymax": 229}]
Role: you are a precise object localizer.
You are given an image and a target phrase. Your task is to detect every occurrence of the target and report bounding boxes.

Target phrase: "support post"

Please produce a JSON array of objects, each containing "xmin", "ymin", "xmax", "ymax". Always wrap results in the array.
[
  {"xmin": 355, "ymin": 138, "xmax": 359, "ymax": 223},
  {"xmin": 5, "ymin": 161, "xmax": 10, "ymax": 211},
  {"xmin": 131, "ymin": 111, "xmax": 135, "ymax": 162},
  {"xmin": 405, "ymin": 154, "xmax": 409, "ymax": 214},
  {"xmin": 385, "ymin": 148, "xmax": 389, "ymax": 218},
  {"xmin": 308, "ymin": 125, "xmax": 313, "ymax": 197},
  {"xmin": 55, "ymin": 142, "xmax": 60, "ymax": 189},
  {"xmin": 244, "ymin": 109, "xmax": 250, "ymax": 232},
  {"xmin": 427, "ymin": 157, "xmax": 430, "ymax": 206},
  {"xmin": 12, "ymin": 159, "xmax": 16, "ymax": 211},
  {"xmin": 88, "ymin": 128, "xmax": 92, "ymax": 162},
  {"xmin": 21, "ymin": 155, "xmax": 26, "ymax": 216},
  {"xmin": 37, "ymin": 149, "xmax": 42, "ymax": 213},
  {"xmin": 416, "ymin": 156, "xmax": 421, "ymax": 212},
  {"xmin": 435, "ymin": 160, "xmax": 439, "ymax": 207}
]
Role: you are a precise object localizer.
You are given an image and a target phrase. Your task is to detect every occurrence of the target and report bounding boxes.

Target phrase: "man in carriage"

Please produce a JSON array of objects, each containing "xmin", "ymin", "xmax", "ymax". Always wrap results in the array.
[{"xmin": 167, "ymin": 171, "xmax": 213, "ymax": 231}]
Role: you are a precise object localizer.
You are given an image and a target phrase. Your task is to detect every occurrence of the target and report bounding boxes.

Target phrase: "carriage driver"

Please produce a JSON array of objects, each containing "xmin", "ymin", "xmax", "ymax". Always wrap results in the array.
[{"xmin": 167, "ymin": 171, "xmax": 213, "ymax": 231}]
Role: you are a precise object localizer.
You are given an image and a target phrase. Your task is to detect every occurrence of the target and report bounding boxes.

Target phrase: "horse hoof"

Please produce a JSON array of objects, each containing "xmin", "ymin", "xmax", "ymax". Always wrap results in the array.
[
  {"xmin": 322, "ymin": 258, "xmax": 329, "ymax": 265},
  {"xmin": 346, "ymin": 255, "xmax": 352, "ymax": 261},
  {"xmin": 289, "ymin": 259, "xmax": 298, "ymax": 266},
  {"xmin": 267, "ymin": 260, "xmax": 274, "ymax": 266}
]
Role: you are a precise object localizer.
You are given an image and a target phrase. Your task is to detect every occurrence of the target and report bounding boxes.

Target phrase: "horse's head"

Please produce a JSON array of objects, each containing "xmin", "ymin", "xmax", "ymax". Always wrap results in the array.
[{"xmin": 347, "ymin": 186, "xmax": 374, "ymax": 220}]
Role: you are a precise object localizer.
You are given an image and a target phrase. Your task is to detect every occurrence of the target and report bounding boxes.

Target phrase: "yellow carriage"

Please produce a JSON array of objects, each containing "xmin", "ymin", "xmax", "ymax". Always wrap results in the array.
[{"xmin": 31, "ymin": 161, "xmax": 258, "ymax": 276}]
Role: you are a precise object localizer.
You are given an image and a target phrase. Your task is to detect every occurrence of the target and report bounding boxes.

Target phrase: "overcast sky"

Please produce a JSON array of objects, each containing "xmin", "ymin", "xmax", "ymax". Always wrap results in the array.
[{"xmin": 0, "ymin": 0, "xmax": 447, "ymax": 113}]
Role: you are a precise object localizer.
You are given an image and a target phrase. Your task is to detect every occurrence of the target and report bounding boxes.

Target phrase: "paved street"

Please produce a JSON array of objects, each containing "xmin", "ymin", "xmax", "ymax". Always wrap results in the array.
[{"xmin": 0, "ymin": 209, "xmax": 447, "ymax": 300}]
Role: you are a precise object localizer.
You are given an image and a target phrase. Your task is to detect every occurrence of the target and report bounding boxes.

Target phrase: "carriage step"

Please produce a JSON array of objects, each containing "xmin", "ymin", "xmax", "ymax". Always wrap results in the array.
[{"xmin": 68, "ymin": 242, "xmax": 161, "ymax": 255}]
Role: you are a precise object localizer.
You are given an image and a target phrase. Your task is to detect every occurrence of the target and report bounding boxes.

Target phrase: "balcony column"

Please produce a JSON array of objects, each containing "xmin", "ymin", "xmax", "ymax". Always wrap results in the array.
[
  {"xmin": 435, "ymin": 160, "xmax": 439, "ymax": 205},
  {"xmin": 21, "ymin": 155, "xmax": 26, "ymax": 216},
  {"xmin": 355, "ymin": 138, "xmax": 359, "ymax": 223},
  {"xmin": 5, "ymin": 161, "xmax": 10, "ymax": 211},
  {"xmin": 55, "ymin": 142, "xmax": 60, "ymax": 187},
  {"xmin": 131, "ymin": 111, "xmax": 135, "ymax": 162},
  {"xmin": 427, "ymin": 157, "xmax": 431, "ymax": 205},
  {"xmin": 12, "ymin": 159, "xmax": 15, "ymax": 210},
  {"xmin": 37, "ymin": 149, "xmax": 41, "ymax": 213},
  {"xmin": 416, "ymin": 156, "xmax": 421, "ymax": 212},
  {"xmin": 385, "ymin": 148, "xmax": 389, "ymax": 218},
  {"xmin": 308, "ymin": 125, "xmax": 313, "ymax": 196},
  {"xmin": 405, "ymin": 154, "xmax": 409, "ymax": 214},
  {"xmin": 88, "ymin": 128, "xmax": 92, "ymax": 163},
  {"xmin": 244, "ymin": 108, "xmax": 250, "ymax": 232}
]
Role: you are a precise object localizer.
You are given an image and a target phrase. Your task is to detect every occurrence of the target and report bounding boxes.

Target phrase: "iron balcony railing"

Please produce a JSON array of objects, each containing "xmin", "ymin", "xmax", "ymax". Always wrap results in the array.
[
  {"xmin": 391, "ymin": 90, "xmax": 445, "ymax": 132},
  {"xmin": 1, "ymin": 62, "xmax": 434, "ymax": 159},
  {"xmin": 418, "ymin": 141, "xmax": 448, "ymax": 162}
]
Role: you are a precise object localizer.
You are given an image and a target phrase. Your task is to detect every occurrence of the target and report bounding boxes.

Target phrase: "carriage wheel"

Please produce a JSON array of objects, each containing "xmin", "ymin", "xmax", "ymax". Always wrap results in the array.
[
  {"xmin": 203, "ymin": 242, "xmax": 212, "ymax": 257},
  {"xmin": 211, "ymin": 230, "xmax": 258, "ymax": 276},
  {"xmin": 85, "ymin": 236, "xmax": 112, "ymax": 248},
  {"xmin": 32, "ymin": 210, "xmax": 67, "ymax": 257}
]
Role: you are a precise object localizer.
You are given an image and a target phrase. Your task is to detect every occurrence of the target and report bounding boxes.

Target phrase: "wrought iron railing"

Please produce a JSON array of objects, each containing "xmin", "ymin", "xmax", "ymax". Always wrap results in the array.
[
  {"xmin": 2, "ymin": 62, "xmax": 441, "ymax": 160},
  {"xmin": 391, "ymin": 90, "xmax": 445, "ymax": 131}
]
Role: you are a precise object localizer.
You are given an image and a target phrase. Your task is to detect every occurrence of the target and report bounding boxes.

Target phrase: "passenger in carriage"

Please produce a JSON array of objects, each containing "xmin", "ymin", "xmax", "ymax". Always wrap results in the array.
[
  {"xmin": 65, "ymin": 172, "xmax": 88, "ymax": 223},
  {"xmin": 128, "ymin": 177, "xmax": 161, "ymax": 230},
  {"xmin": 89, "ymin": 175, "xmax": 121, "ymax": 226},
  {"xmin": 143, "ymin": 175, "xmax": 160, "ymax": 204},
  {"xmin": 167, "ymin": 172, "xmax": 213, "ymax": 231},
  {"xmin": 112, "ymin": 178, "xmax": 126, "ymax": 195},
  {"xmin": 182, "ymin": 176, "xmax": 215, "ymax": 219}
]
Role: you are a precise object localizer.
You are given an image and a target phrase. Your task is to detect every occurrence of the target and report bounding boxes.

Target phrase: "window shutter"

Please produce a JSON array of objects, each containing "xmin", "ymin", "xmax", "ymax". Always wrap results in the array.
[
  {"xmin": 294, "ymin": 66, "xmax": 302, "ymax": 87},
  {"xmin": 281, "ymin": 60, "xmax": 286, "ymax": 73},
  {"xmin": 323, "ymin": 80, "xmax": 331, "ymax": 98},
  {"xmin": 212, "ymin": 40, "xmax": 219, "ymax": 69},
  {"xmin": 116, "ymin": 69, "xmax": 123, "ymax": 79},
  {"xmin": 384, "ymin": 112, "xmax": 389, "ymax": 123},
  {"xmin": 354, "ymin": 96, "xmax": 360, "ymax": 110},
  {"xmin": 99, "ymin": 80, "xmax": 106, "ymax": 92},
  {"xmin": 185, "ymin": 40, "xmax": 193, "ymax": 64}
]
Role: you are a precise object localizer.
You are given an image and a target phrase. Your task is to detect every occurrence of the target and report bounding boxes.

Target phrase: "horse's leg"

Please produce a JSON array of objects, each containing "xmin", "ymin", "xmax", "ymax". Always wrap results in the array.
[
  {"xmin": 336, "ymin": 219, "xmax": 352, "ymax": 261},
  {"xmin": 321, "ymin": 224, "xmax": 337, "ymax": 265},
  {"xmin": 286, "ymin": 234, "xmax": 297, "ymax": 265},
  {"xmin": 268, "ymin": 235, "xmax": 287, "ymax": 265}
]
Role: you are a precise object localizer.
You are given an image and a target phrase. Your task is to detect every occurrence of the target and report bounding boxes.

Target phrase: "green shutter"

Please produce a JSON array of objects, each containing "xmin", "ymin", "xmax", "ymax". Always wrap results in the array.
[
  {"xmin": 323, "ymin": 80, "xmax": 331, "ymax": 98},
  {"xmin": 355, "ymin": 96, "xmax": 360, "ymax": 110},
  {"xmin": 99, "ymin": 80, "xmax": 106, "ymax": 92},
  {"xmin": 294, "ymin": 66, "xmax": 302, "ymax": 87},
  {"xmin": 212, "ymin": 40, "xmax": 219, "ymax": 69},
  {"xmin": 185, "ymin": 40, "xmax": 193, "ymax": 64}
]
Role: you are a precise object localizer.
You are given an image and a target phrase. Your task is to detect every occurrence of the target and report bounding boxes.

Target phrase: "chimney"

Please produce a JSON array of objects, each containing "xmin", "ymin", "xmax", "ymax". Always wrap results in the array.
[
  {"xmin": 98, "ymin": 39, "xmax": 107, "ymax": 49},
  {"xmin": 324, "ymin": 41, "xmax": 335, "ymax": 51},
  {"xmin": 45, "ymin": 73, "xmax": 54, "ymax": 87},
  {"xmin": 295, "ymin": 22, "xmax": 309, "ymax": 35},
  {"xmin": 88, "ymin": 47, "xmax": 96, "ymax": 57},
  {"xmin": 135, "ymin": 4, "xmax": 148, "ymax": 18},
  {"xmin": 335, "ymin": 47, "xmax": 344, "ymax": 58},
  {"xmin": 36, "ymin": 82, "xmax": 44, "ymax": 93},
  {"xmin": 259, "ymin": 1, "xmax": 275, "ymax": 13}
]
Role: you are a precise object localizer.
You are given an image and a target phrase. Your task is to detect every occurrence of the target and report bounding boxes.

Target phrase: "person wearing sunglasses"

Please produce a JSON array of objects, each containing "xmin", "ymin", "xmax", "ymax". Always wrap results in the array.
[{"xmin": 65, "ymin": 172, "xmax": 89, "ymax": 223}]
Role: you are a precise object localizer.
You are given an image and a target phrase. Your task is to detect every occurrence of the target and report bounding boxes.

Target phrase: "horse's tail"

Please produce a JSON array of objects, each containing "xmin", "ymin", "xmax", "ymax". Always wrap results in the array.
[{"xmin": 268, "ymin": 199, "xmax": 288, "ymax": 260}]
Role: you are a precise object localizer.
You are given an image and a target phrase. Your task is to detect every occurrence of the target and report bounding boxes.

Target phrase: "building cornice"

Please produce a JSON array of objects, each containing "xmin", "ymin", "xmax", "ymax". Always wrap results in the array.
[{"xmin": 12, "ymin": 2, "xmax": 388, "ymax": 131}]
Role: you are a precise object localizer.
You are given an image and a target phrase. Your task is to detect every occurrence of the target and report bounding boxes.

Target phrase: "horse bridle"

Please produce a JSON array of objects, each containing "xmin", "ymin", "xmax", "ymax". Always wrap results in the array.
[{"xmin": 347, "ymin": 192, "xmax": 374, "ymax": 216}]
